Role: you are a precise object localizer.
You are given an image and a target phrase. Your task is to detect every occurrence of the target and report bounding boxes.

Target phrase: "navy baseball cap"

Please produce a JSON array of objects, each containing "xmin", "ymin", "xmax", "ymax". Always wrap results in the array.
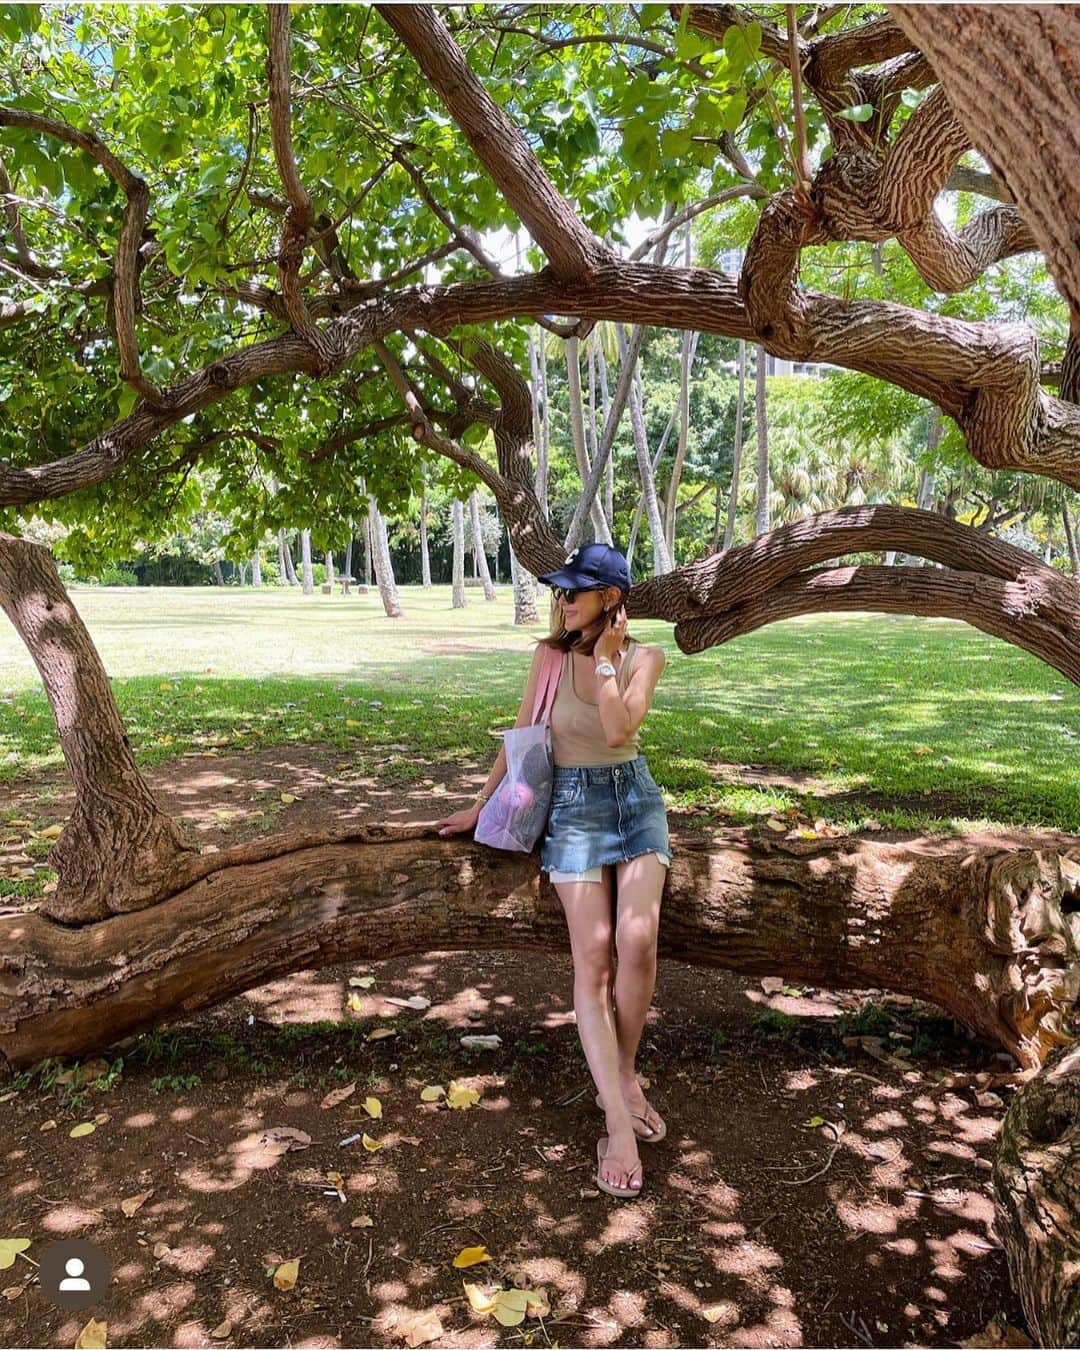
[{"xmin": 537, "ymin": 542, "xmax": 632, "ymax": 593}]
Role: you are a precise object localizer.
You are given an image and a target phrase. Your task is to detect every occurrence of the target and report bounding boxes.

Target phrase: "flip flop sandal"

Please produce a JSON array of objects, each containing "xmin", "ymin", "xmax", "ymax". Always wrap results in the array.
[
  {"xmin": 594, "ymin": 1092, "xmax": 668, "ymax": 1143},
  {"xmin": 595, "ymin": 1136, "xmax": 644, "ymax": 1199}
]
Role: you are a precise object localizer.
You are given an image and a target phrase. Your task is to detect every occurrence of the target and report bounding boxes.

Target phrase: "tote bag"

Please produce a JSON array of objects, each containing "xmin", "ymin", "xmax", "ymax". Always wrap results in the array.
[{"xmin": 474, "ymin": 645, "xmax": 562, "ymax": 853}]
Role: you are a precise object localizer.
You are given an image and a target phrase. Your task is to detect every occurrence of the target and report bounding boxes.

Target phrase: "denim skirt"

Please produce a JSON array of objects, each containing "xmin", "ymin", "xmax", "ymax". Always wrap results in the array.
[{"xmin": 540, "ymin": 754, "xmax": 671, "ymax": 874}]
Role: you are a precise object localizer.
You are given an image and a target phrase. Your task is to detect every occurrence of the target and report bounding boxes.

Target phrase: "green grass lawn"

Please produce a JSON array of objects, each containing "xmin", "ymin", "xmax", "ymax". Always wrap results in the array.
[{"xmin": 1, "ymin": 583, "xmax": 1077, "ymax": 835}]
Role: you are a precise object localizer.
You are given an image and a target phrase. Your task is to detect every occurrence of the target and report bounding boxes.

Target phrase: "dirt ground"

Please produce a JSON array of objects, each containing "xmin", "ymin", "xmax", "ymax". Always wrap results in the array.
[{"xmin": 0, "ymin": 747, "xmax": 1038, "ymax": 1349}]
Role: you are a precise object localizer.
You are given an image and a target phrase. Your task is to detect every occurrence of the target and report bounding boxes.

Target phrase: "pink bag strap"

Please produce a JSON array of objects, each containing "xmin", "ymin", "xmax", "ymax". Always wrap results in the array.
[{"xmin": 529, "ymin": 645, "xmax": 563, "ymax": 725}]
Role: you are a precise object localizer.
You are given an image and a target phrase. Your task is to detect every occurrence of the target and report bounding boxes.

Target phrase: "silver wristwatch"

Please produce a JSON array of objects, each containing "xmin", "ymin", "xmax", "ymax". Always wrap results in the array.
[{"xmin": 594, "ymin": 659, "xmax": 617, "ymax": 678}]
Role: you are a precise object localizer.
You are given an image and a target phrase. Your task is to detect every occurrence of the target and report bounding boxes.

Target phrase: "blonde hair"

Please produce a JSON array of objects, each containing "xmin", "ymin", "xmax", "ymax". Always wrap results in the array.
[{"xmin": 534, "ymin": 586, "xmax": 632, "ymax": 657}]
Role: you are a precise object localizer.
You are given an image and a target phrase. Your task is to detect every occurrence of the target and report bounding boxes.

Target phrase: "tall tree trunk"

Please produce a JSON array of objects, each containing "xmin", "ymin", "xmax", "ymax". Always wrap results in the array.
[
  {"xmin": 300, "ymin": 529, "xmax": 314, "ymax": 595},
  {"xmin": 1063, "ymin": 502, "xmax": 1079, "ymax": 576},
  {"xmin": 343, "ymin": 529, "xmax": 353, "ymax": 583},
  {"xmin": 0, "ymin": 535, "xmax": 198, "ymax": 923},
  {"xmin": 212, "ymin": 559, "xmax": 224, "ymax": 587},
  {"xmin": 251, "ymin": 551, "xmax": 262, "ymax": 587},
  {"xmin": 663, "ymin": 228, "xmax": 699, "ymax": 560},
  {"xmin": 508, "ymin": 538, "xmax": 539, "ymax": 625},
  {"xmin": 282, "ymin": 532, "xmax": 299, "ymax": 587},
  {"xmin": 597, "ymin": 339, "xmax": 615, "ymax": 530},
  {"xmin": 362, "ymin": 515, "xmax": 372, "ymax": 587},
  {"xmin": 367, "ymin": 496, "xmax": 402, "ymax": 618},
  {"xmin": 628, "ymin": 361, "xmax": 673, "ymax": 575},
  {"xmin": 627, "ymin": 402, "xmax": 678, "ymax": 573},
  {"xmin": 754, "ymin": 344, "xmax": 770, "ymax": 538},
  {"xmin": 469, "ymin": 490, "xmax": 496, "ymax": 600},
  {"xmin": 528, "ymin": 327, "xmax": 550, "ymax": 520},
  {"xmin": 565, "ymin": 336, "xmax": 611, "ymax": 544},
  {"xmin": 451, "ymin": 498, "xmax": 466, "ymax": 608},
  {"xmin": 721, "ymin": 339, "xmax": 748, "ymax": 553},
  {"xmin": 664, "ymin": 330, "xmax": 701, "ymax": 560},
  {"xmin": 276, "ymin": 530, "xmax": 287, "ymax": 584},
  {"xmin": 325, "ymin": 551, "xmax": 334, "ymax": 588},
  {"xmin": 901, "ymin": 416, "xmax": 942, "ymax": 567},
  {"xmin": 419, "ymin": 482, "xmax": 433, "ymax": 587}
]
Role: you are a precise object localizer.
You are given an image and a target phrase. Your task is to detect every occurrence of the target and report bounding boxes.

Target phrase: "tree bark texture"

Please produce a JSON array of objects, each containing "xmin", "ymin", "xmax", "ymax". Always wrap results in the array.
[
  {"xmin": 468, "ymin": 490, "xmax": 496, "ymax": 600},
  {"xmin": 1, "ymin": 827, "xmax": 1076, "ymax": 1074},
  {"xmin": 451, "ymin": 497, "xmax": 466, "ymax": 608},
  {"xmin": 0, "ymin": 534, "xmax": 199, "ymax": 922},
  {"xmin": 994, "ymin": 1039, "xmax": 1080, "ymax": 1347}
]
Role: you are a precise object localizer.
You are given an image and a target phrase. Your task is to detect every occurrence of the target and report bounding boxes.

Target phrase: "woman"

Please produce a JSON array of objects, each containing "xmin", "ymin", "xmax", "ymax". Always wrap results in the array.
[{"xmin": 436, "ymin": 543, "xmax": 670, "ymax": 1199}]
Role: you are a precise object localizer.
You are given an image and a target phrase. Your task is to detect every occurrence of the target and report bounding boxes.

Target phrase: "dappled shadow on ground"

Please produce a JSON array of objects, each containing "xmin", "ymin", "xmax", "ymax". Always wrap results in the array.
[
  {"xmin": 1, "ymin": 947, "xmax": 1025, "ymax": 1348},
  {"xmin": 0, "ymin": 745, "xmax": 1039, "ymax": 1346}
]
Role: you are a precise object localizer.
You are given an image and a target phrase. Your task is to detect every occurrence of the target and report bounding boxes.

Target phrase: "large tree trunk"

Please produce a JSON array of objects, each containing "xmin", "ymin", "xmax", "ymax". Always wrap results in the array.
[
  {"xmin": 343, "ymin": 528, "xmax": 353, "ymax": 584},
  {"xmin": 1, "ymin": 827, "xmax": 1075, "ymax": 1073},
  {"xmin": 468, "ymin": 490, "xmax": 496, "ymax": 600},
  {"xmin": 367, "ymin": 496, "xmax": 402, "ymax": 618},
  {"xmin": 0, "ymin": 535, "xmax": 199, "ymax": 923},
  {"xmin": 994, "ymin": 1039, "xmax": 1080, "ymax": 1347},
  {"xmin": 451, "ymin": 497, "xmax": 466, "ymax": 607},
  {"xmin": 251, "ymin": 550, "xmax": 262, "ymax": 587}
]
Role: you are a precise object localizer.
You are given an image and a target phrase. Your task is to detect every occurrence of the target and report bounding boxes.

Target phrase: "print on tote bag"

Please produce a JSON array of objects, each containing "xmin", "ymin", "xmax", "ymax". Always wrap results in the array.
[{"xmin": 474, "ymin": 646, "xmax": 561, "ymax": 853}]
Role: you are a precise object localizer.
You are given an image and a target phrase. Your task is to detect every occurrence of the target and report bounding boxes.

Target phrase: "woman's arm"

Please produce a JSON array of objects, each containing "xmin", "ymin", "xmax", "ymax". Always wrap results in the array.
[{"xmin": 598, "ymin": 645, "xmax": 665, "ymax": 749}]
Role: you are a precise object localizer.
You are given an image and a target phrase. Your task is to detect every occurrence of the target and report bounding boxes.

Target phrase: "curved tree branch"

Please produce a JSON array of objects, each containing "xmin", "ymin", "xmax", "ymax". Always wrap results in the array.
[{"xmin": 0, "ymin": 106, "xmax": 164, "ymax": 404}]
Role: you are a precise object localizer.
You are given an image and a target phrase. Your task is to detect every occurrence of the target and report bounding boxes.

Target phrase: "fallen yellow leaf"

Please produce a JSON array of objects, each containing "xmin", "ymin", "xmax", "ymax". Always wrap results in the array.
[
  {"xmin": 362, "ymin": 1096, "xmax": 382, "ymax": 1119},
  {"xmin": 361, "ymin": 1133, "xmax": 381, "ymax": 1152},
  {"xmin": 0, "ymin": 1239, "xmax": 31, "ymax": 1270},
  {"xmin": 463, "ymin": 1280, "xmax": 499, "ymax": 1314},
  {"xmin": 280, "ymin": 792, "xmax": 296, "ymax": 804},
  {"xmin": 347, "ymin": 993, "xmax": 364, "ymax": 1013},
  {"xmin": 349, "ymin": 976, "xmax": 375, "ymax": 988},
  {"xmin": 420, "ymin": 1086, "xmax": 445, "ymax": 1102},
  {"xmin": 350, "ymin": 1214, "xmax": 373, "ymax": 1229},
  {"xmin": 75, "ymin": 1317, "xmax": 107, "ymax": 1349},
  {"xmin": 447, "ymin": 1083, "xmax": 481, "ymax": 1110},
  {"xmin": 210, "ymin": 1320, "xmax": 232, "ymax": 1340},
  {"xmin": 453, "ymin": 1245, "xmax": 491, "ymax": 1268},
  {"xmin": 366, "ymin": 1027, "xmax": 396, "ymax": 1041},
  {"xmin": 36, "ymin": 824, "xmax": 63, "ymax": 840},
  {"xmin": 272, "ymin": 1258, "xmax": 299, "ymax": 1291},
  {"xmin": 400, "ymin": 1308, "xmax": 443, "ymax": 1347},
  {"xmin": 120, "ymin": 1190, "xmax": 153, "ymax": 1218},
  {"xmin": 493, "ymin": 1288, "xmax": 528, "ymax": 1327},
  {"xmin": 69, "ymin": 1122, "xmax": 96, "ymax": 1139}
]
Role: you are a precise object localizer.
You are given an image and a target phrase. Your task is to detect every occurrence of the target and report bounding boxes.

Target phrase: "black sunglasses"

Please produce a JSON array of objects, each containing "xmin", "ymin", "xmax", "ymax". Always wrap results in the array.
[{"xmin": 552, "ymin": 584, "xmax": 605, "ymax": 604}]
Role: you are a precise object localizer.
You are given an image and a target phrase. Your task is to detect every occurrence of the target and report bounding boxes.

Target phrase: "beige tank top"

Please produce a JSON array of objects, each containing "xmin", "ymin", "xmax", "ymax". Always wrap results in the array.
[{"xmin": 549, "ymin": 640, "xmax": 642, "ymax": 767}]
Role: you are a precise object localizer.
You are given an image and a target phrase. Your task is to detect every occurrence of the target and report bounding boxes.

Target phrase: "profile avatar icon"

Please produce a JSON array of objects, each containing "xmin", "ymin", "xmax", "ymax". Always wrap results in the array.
[
  {"xmin": 59, "ymin": 1256, "xmax": 91, "ymax": 1292},
  {"xmin": 39, "ymin": 1237, "xmax": 110, "ymax": 1310}
]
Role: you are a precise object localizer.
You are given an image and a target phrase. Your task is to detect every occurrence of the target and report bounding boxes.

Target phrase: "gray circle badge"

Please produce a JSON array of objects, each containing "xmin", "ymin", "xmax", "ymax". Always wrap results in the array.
[{"xmin": 39, "ymin": 1238, "xmax": 111, "ymax": 1311}]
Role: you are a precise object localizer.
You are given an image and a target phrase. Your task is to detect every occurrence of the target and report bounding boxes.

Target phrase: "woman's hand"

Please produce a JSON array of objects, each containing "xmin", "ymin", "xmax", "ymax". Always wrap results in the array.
[
  {"xmin": 436, "ymin": 802, "xmax": 482, "ymax": 836},
  {"xmin": 593, "ymin": 604, "xmax": 628, "ymax": 663}
]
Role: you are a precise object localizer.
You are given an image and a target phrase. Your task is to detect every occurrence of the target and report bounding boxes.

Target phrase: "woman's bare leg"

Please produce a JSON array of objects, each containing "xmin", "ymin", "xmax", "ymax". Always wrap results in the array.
[
  {"xmin": 554, "ymin": 872, "xmax": 642, "ymax": 1191},
  {"xmin": 612, "ymin": 853, "xmax": 666, "ymax": 1132}
]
